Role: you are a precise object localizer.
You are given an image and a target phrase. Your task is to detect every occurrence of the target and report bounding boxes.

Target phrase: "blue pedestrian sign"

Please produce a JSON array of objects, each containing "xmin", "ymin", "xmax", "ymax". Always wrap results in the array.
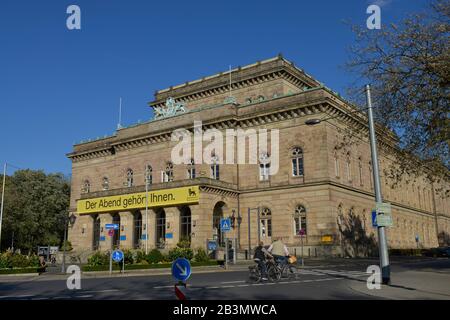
[
  {"xmin": 172, "ymin": 258, "xmax": 191, "ymax": 282},
  {"xmin": 112, "ymin": 249, "xmax": 124, "ymax": 262},
  {"xmin": 371, "ymin": 211, "xmax": 378, "ymax": 228},
  {"xmin": 106, "ymin": 223, "xmax": 119, "ymax": 230},
  {"xmin": 207, "ymin": 241, "xmax": 217, "ymax": 251},
  {"xmin": 220, "ymin": 218, "xmax": 231, "ymax": 232}
]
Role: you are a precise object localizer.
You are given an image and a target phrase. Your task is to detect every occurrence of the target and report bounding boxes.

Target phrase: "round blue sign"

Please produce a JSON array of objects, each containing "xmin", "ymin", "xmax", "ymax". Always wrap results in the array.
[
  {"xmin": 171, "ymin": 258, "xmax": 191, "ymax": 282},
  {"xmin": 112, "ymin": 250, "xmax": 124, "ymax": 262}
]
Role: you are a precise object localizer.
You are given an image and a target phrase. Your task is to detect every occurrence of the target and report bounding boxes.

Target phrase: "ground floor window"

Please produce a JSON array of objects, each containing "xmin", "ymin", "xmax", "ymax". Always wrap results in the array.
[
  {"xmin": 294, "ymin": 205, "xmax": 307, "ymax": 235},
  {"xmin": 92, "ymin": 215, "xmax": 100, "ymax": 250},
  {"xmin": 156, "ymin": 209, "xmax": 166, "ymax": 248},
  {"xmin": 180, "ymin": 207, "xmax": 192, "ymax": 242},
  {"xmin": 133, "ymin": 211, "xmax": 142, "ymax": 249}
]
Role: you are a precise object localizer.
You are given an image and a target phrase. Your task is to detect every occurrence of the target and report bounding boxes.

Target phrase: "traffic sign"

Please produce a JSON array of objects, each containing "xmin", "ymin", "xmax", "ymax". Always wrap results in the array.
[
  {"xmin": 108, "ymin": 229, "xmax": 115, "ymax": 237},
  {"xmin": 112, "ymin": 250, "xmax": 124, "ymax": 262},
  {"xmin": 105, "ymin": 223, "xmax": 119, "ymax": 230},
  {"xmin": 372, "ymin": 210, "xmax": 378, "ymax": 227},
  {"xmin": 376, "ymin": 202, "xmax": 391, "ymax": 215},
  {"xmin": 207, "ymin": 241, "xmax": 217, "ymax": 251},
  {"xmin": 376, "ymin": 213, "xmax": 393, "ymax": 227},
  {"xmin": 298, "ymin": 229, "xmax": 306, "ymax": 236},
  {"xmin": 220, "ymin": 218, "xmax": 231, "ymax": 232},
  {"xmin": 171, "ymin": 258, "xmax": 191, "ymax": 282},
  {"xmin": 174, "ymin": 283, "xmax": 187, "ymax": 300}
]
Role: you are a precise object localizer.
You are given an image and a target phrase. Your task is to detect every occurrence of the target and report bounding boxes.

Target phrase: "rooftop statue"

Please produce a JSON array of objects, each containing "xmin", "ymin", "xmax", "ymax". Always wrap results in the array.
[{"xmin": 154, "ymin": 97, "xmax": 186, "ymax": 119}]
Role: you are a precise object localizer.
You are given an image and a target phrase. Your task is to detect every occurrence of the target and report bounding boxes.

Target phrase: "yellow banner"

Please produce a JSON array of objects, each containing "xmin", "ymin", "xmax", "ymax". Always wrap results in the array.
[{"xmin": 77, "ymin": 186, "xmax": 200, "ymax": 214}]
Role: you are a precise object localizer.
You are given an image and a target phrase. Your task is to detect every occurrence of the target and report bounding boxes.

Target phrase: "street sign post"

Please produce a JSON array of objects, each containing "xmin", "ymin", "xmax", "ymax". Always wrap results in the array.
[
  {"xmin": 110, "ymin": 249, "xmax": 124, "ymax": 275},
  {"xmin": 220, "ymin": 218, "xmax": 231, "ymax": 232},
  {"xmin": 172, "ymin": 258, "xmax": 191, "ymax": 300},
  {"xmin": 172, "ymin": 258, "xmax": 191, "ymax": 282},
  {"xmin": 105, "ymin": 223, "xmax": 119, "ymax": 230}
]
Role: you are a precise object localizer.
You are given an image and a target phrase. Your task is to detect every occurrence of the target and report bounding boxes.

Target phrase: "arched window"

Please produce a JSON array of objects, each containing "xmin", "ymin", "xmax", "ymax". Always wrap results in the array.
[
  {"xmin": 291, "ymin": 147, "xmax": 304, "ymax": 177},
  {"xmin": 260, "ymin": 207, "xmax": 272, "ymax": 238},
  {"xmin": 259, "ymin": 152, "xmax": 270, "ymax": 181},
  {"xmin": 180, "ymin": 206, "xmax": 192, "ymax": 242},
  {"xmin": 156, "ymin": 209, "xmax": 166, "ymax": 248},
  {"xmin": 133, "ymin": 211, "xmax": 142, "ymax": 249},
  {"xmin": 294, "ymin": 205, "xmax": 307, "ymax": 236},
  {"xmin": 82, "ymin": 180, "xmax": 90, "ymax": 194},
  {"xmin": 126, "ymin": 169, "xmax": 134, "ymax": 187},
  {"xmin": 368, "ymin": 161, "xmax": 373, "ymax": 189},
  {"xmin": 162, "ymin": 162, "xmax": 174, "ymax": 182},
  {"xmin": 145, "ymin": 165, "xmax": 152, "ymax": 186},
  {"xmin": 210, "ymin": 154, "xmax": 219, "ymax": 180},
  {"xmin": 102, "ymin": 177, "xmax": 109, "ymax": 191},
  {"xmin": 187, "ymin": 158, "xmax": 196, "ymax": 179}
]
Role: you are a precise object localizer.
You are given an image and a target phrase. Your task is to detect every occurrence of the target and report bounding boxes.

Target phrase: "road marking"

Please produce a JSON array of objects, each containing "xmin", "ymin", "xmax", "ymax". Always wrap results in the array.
[
  {"xmin": 220, "ymin": 285, "xmax": 236, "ymax": 288},
  {"xmin": 221, "ymin": 280, "xmax": 245, "ymax": 284},
  {"xmin": 0, "ymin": 294, "xmax": 34, "ymax": 299},
  {"xmin": 153, "ymin": 285, "xmax": 173, "ymax": 289},
  {"xmin": 74, "ymin": 294, "xmax": 94, "ymax": 298},
  {"xmin": 82, "ymin": 289, "xmax": 120, "ymax": 294}
]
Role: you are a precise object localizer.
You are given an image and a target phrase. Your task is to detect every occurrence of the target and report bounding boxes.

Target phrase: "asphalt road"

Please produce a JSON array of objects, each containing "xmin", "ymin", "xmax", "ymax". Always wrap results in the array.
[{"xmin": 0, "ymin": 258, "xmax": 448, "ymax": 300}]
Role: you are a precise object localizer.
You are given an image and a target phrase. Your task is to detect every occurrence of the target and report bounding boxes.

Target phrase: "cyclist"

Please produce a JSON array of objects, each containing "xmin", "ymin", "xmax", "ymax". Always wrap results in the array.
[
  {"xmin": 253, "ymin": 241, "xmax": 272, "ymax": 281},
  {"xmin": 268, "ymin": 237, "xmax": 289, "ymax": 268}
]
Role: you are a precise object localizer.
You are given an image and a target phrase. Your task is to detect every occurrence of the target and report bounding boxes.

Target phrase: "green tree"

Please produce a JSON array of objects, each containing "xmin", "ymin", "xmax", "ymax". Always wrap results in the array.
[{"xmin": 0, "ymin": 170, "xmax": 70, "ymax": 253}]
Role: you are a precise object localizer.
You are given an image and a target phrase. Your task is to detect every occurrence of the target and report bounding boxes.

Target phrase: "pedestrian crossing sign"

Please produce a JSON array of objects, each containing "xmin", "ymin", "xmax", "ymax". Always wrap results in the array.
[{"xmin": 220, "ymin": 218, "xmax": 231, "ymax": 232}]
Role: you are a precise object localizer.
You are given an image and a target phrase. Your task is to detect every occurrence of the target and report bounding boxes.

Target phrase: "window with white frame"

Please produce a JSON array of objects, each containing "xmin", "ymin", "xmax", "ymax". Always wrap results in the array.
[
  {"xmin": 259, "ymin": 152, "xmax": 270, "ymax": 181},
  {"xmin": 162, "ymin": 162, "xmax": 173, "ymax": 182},
  {"xmin": 260, "ymin": 207, "xmax": 272, "ymax": 238},
  {"xmin": 294, "ymin": 205, "xmax": 307, "ymax": 235},
  {"xmin": 187, "ymin": 158, "xmax": 196, "ymax": 179},
  {"xmin": 291, "ymin": 147, "xmax": 304, "ymax": 177},
  {"xmin": 145, "ymin": 165, "xmax": 152, "ymax": 186},
  {"xmin": 126, "ymin": 169, "xmax": 134, "ymax": 187},
  {"xmin": 102, "ymin": 177, "xmax": 109, "ymax": 190},
  {"xmin": 82, "ymin": 180, "xmax": 90, "ymax": 194},
  {"xmin": 210, "ymin": 154, "xmax": 219, "ymax": 180}
]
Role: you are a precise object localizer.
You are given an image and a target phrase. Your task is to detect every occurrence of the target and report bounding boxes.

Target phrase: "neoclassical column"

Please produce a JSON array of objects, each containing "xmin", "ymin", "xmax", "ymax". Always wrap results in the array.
[
  {"xmin": 164, "ymin": 207, "xmax": 180, "ymax": 248},
  {"xmin": 99, "ymin": 213, "xmax": 113, "ymax": 251},
  {"xmin": 141, "ymin": 208, "xmax": 156, "ymax": 251},
  {"xmin": 119, "ymin": 211, "xmax": 134, "ymax": 249}
]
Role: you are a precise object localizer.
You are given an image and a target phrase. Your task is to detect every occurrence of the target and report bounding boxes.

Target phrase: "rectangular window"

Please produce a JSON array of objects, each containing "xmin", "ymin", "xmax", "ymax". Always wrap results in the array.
[
  {"xmin": 259, "ymin": 164, "xmax": 270, "ymax": 181},
  {"xmin": 211, "ymin": 165, "xmax": 219, "ymax": 180}
]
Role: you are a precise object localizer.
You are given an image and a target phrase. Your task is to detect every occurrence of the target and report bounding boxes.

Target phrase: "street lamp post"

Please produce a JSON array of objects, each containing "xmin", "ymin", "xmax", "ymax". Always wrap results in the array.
[
  {"xmin": 61, "ymin": 213, "xmax": 77, "ymax": 273},
  {"xmin": 304, "ymin": 84, "xmax": 391, "ymax": 284},
  {"xmin": 0, "ymin": 163, "xmax": 6, "ymax": 250},
  {"xmin": 247, "ymin": 207, "xmax": 260, "ymax": 258}
]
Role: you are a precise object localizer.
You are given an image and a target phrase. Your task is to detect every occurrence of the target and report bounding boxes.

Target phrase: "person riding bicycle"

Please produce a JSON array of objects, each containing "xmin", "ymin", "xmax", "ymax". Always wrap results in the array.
[
  {"xmin": 267, "ymin": 237, "xmax": 289, "ymax": 268},
  {"xmin": 253, "ymin": 241, "xmax": 272, "ymax": 281}
]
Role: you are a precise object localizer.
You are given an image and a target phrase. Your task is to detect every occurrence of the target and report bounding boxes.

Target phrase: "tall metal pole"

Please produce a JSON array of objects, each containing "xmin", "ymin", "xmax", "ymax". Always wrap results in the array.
[
  {"xmin": 366, "ymin": 84, "xmax": 391, "ymax": 285},
  {"xmin": 145, "ymin": 171, "xmax": 149, "ymax": 254},
  {"xmin": 247, "ymin": 208, "xmax": 251, "ymax": 258},
  {"xmin": 61, "ymin": 218, "xmax": 67, "ymax": 273},
  {"xmin": 0, "ymin": 163, "xmax": 6, "ymax": 251}
]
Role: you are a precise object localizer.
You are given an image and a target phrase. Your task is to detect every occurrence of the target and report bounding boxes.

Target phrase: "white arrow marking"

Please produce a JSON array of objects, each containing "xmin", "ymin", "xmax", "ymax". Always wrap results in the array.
[{"xmin": 176, "ymin": 263, "xmax": 188, "ymax": 276}]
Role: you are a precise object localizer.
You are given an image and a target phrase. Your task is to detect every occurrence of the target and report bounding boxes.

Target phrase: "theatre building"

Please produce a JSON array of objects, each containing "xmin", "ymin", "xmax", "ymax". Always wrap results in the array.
[{"xmin": 67, "ymin": 56, "xmax": 450, "ymax": 257}]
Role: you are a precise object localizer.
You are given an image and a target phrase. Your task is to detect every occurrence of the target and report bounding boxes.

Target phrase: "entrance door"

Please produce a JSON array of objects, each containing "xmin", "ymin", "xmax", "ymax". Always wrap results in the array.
[{"xmin": 112, "ymin": 214, "xmax": 121, "ymax": 249}]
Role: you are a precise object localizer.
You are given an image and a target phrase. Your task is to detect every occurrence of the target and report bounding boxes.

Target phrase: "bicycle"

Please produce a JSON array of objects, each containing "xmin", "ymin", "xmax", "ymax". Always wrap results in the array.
[
  {"xmin": 248, "ymin": 257, "xmax": 281, "ymax": 283},
  {"xmin": 274, "ymin": 256, "xmax": 298, "ymax": 279}
]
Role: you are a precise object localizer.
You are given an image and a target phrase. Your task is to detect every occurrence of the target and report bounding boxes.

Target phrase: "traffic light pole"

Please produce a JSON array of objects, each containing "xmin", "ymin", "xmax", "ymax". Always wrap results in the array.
[{"xmin": 366, "ymin": 84, "xmax": 391, "ymax": 285}]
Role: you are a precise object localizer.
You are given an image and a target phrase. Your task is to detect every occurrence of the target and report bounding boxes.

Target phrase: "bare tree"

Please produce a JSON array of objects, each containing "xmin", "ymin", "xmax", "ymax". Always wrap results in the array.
[{"xmin": 346, "ymin": 0, "xmax": 449, "ymax": 180}]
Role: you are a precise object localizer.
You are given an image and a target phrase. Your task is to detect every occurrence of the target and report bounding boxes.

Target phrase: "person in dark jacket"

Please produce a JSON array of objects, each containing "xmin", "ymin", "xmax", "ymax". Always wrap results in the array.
[{"xmin": 253, "ymin": 241, "xmax": 272, "ymax": 280}]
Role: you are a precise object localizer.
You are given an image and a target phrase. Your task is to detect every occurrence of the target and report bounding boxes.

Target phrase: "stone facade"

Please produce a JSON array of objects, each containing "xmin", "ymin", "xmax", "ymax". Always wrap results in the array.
[{"xmin": 67, "ymin": 55, "xmax": 450, "ymax": 257}]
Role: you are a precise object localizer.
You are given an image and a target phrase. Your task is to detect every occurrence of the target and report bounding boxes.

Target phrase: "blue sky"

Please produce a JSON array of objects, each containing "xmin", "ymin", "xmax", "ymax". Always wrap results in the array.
[{"xmin": 0, "ymin": 0, "xmax": 429, "ymax": 175}]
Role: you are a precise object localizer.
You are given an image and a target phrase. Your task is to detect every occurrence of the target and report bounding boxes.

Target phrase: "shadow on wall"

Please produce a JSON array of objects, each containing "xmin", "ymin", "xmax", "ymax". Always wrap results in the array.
[
  {"xmin": 438, "ymin": 231, "xmax": 450, "ymax": 246},
  {"xmin": 338, "ymin": 211, "xmax": 378, "ymax": 258}
]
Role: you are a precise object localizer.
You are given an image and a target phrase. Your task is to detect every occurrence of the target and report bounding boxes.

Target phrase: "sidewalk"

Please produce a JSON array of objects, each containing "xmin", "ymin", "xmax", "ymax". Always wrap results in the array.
[
  {"xmin": 348, "ymin": 269, "xmax": 450, "ymax": 300},
  {"xmin": 0, "ymin": 262, "xmax": 252, "ymax": 282}
]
